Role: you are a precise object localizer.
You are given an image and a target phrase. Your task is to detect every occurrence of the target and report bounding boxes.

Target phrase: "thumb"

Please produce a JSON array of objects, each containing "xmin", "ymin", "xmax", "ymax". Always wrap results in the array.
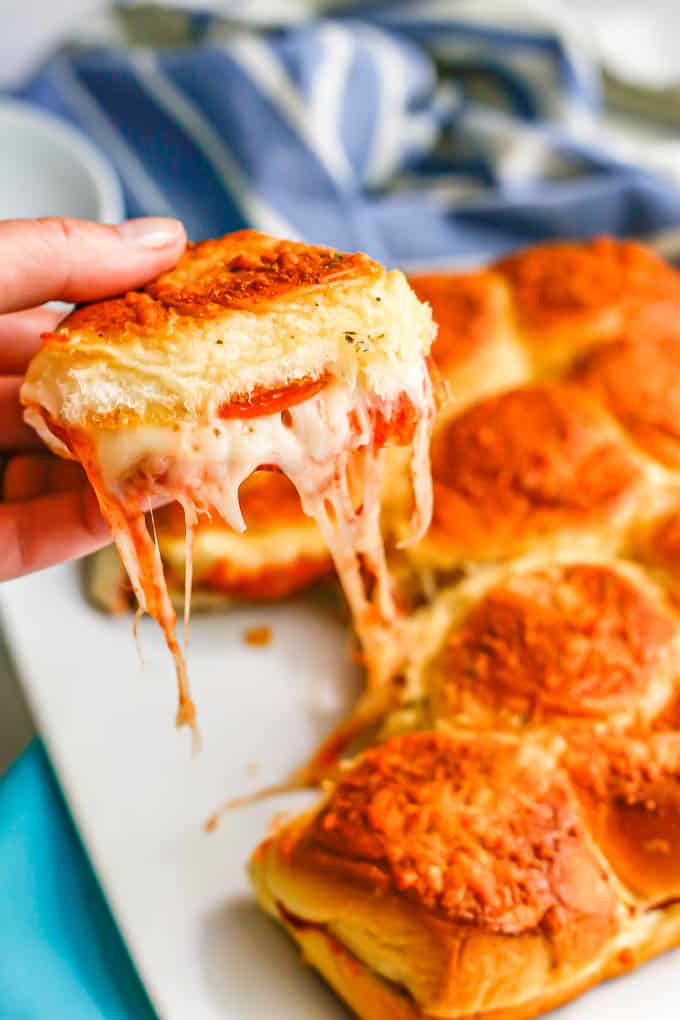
[{"xmin": 0, "ymin": 216, "xmax": 186, "ymax": 314}]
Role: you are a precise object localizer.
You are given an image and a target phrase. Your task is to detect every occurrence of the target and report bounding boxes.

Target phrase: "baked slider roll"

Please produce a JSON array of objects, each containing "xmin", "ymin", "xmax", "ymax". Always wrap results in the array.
[
  {"xmin": 407, "ymin": 269, "xmax": 529, "ymax": 417},
  {"xmin": 403, "ymin": 383, "xmax": 644, "ymax": 582},
  {"xmin": 566, "ymin": 730, "xmax": 680, "ymax": 911},
  {"xmin": 631, "ymin": 503, "xmax": 680, "ymax": 624},
  {"xmin": 312, "ymin": 556, "xmax": 680, "ymax": 774},
  {"xmin": 404, "ymin": 558, "xmax": 680, "ymax": 736},
  {"xmin": 154, "ymin": 471, "xmax": 332, "ymax": 603},
  {"xmin": 495, "ymin": 236, "xmax": 680, "ymax": 374},
  {"xmin": 571, "ymin": 332, "xmax": 680, "ymax": 469},
  {"xmin": 251, "ymin": 730, "xmax": 637, "ymax": 1020},
  {"xmin": 21, "ymin": 231, "xmax": 437, "ymax": 730},
  {"xmin": 87, "ymin": 470, "xmax": 333, "ymax": 612}
]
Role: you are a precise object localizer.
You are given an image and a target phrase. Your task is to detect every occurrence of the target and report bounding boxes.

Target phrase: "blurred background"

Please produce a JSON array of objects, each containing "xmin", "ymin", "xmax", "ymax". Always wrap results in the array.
[{"xmin": 3, "ymin": 0, "xmax": 680, "ymax": 771}]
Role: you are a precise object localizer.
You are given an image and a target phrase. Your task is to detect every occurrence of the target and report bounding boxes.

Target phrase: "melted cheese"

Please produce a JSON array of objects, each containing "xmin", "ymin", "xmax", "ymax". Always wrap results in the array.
[{"xmin": 59, "ymin": 368, "xmax": 434, "ymax": 735}]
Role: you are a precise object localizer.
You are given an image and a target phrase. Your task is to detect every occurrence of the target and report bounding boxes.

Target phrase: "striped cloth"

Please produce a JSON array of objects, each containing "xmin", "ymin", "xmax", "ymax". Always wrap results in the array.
[{"xmin": 14, "ymin": 3, "xmax": 680, "ymax": 266}]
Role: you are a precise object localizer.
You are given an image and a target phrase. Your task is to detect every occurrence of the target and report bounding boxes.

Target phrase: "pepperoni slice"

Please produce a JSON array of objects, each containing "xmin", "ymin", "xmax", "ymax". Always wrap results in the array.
[{"xmin": 218, "ymin": 374, "xmax": 328, "ymax": 420}]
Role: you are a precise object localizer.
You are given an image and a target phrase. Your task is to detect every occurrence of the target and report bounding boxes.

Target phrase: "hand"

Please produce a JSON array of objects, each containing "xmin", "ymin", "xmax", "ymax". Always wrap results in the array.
[{"xmin": 0, "ymin": 216, "xmax": 186, "ymax": 581}]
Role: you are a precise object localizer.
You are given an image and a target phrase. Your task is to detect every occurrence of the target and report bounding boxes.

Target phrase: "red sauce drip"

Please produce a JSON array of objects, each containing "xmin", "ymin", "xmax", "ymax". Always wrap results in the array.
[{"xmin": 373, "ymin": 392, "xmax": 419, "ymax": 447}]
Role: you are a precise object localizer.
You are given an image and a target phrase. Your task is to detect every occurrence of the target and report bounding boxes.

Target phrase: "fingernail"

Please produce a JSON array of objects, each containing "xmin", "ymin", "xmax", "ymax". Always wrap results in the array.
[{"xmin": 117, "ymin": 217, "xmax": 184, "ymax": 250}]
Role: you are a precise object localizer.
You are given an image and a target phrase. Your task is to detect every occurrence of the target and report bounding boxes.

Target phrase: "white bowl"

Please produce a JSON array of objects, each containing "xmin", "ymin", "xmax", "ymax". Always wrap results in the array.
[{"xmin": 0, "ymin": 98, "xmax": 124, "ymax": 223}]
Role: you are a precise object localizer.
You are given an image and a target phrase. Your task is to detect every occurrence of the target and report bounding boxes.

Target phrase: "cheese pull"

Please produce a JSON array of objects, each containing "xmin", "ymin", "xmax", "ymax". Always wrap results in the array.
[{"xmin": 21, "ymin": 230, "xmax": 437, "ymax": 733}]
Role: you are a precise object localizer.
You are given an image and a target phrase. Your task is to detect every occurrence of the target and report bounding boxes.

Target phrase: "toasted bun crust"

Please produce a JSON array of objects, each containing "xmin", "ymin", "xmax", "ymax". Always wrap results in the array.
[
  {"xmin": 251, "ymin": 728, "xmax": 680, "ymax": 1019},
  {"xmin": 417, "ymin": 384, "xmax": 642, "ymax": 569},
  {"xmin": 629, "ymin": 506, "xmax": 680, "ymax": 613},
  {"xmin": 567, "ymin": 731, "xmax": 680, "ymax": 906},
  {"xmin": 424, "ymin": 561, "xmax": 680, "ymax": 731},
  {"xmin": 142, "ymin": 231, "xmax": 379, "ymax": 312},
  {"xmin": 572, "ymin": 333, "xmax": 680, "ymax": 467},
  {"xmin": 248, "ymin": 904, "xmax": 680, "ymax": 1020},
  {"xmin": 408, "ymin": 270, "xmax": 529, "ymax": 412},
  {"xmin": 22, "ymin": 230, "xmax": 434, "ymax": 429},
  {"xmin": 411, "ymin": 271, "xmax": 508, "ymax": 372},
  {"xmin": 251, "ymin": 730, "xmax": 623, "ymax": 1018},
  {"xmin": 307, "ymin": 732, "xmax": 616, "ymax": 934},
  {"xmin": 495, "ymin": 237, "xmax": 680, "ymax": 371},
  {"xmin": 645, "ymin": 508, "xmax": 680, "ymax": 575}
]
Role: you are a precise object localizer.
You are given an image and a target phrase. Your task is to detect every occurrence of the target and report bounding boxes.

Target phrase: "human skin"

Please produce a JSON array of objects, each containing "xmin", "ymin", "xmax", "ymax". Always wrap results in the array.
[{"xmin": 0, "ymin": 216, "xmax": 186, "ymax": 580}]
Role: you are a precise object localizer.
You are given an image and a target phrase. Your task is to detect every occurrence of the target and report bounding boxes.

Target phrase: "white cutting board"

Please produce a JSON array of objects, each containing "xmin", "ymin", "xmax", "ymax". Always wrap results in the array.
[{"xmin": 1, "ymin": 562, "xmax": 679, "ymax": 1018}]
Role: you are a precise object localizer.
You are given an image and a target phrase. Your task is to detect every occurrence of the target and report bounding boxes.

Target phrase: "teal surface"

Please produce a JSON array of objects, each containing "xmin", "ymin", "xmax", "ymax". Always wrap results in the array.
[{"xmin": 0, "ymin": 740, "xmax": 156, "ymax": 1019}]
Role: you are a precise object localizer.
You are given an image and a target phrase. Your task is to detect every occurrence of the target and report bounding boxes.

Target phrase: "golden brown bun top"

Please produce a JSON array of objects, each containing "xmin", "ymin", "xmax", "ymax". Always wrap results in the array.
[
  {"xmin": 64, "ymin": 231, "xmax": 380, "ymax": 337},
  {"xmin": 308, "ymin": 731, "xmax": 617, "ymax": 934},
  {"xmin": 428, "ymin": 384, "xmax": 640, "ymax": 558},
  {"xmin": 646, "ymin": 509, "xmax": 680, "ymax": 577},
  {"xmin": 408, "ymin": 270, "xmax": 509, "ymax": 375},
  {"xmin": 496, "ymin": 236, "xmax": 680, "ymax": 341},
  {"xmin": 431, "ymin": 563, "xmax": 677, "ymax": 726},
  {"xmin": 567, "ymin": 731, "xmax": 680, "ymax": 904},
  {"xmin": 572, "ymin": 333, "xmax": 680, "ymax": 468},
  {"xmin": 24, "ymin": 229, "xmax": 434, "ymax": 429},
  {"xmin": 633, "ymin": 506, "xmax": 680, "ymax": 614}
]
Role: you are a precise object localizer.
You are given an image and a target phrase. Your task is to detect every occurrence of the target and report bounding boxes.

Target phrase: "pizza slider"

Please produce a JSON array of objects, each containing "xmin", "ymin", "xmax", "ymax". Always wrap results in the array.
[
  {"xmin": 571, "ymin": 331, "xmax": 680, "ymax": 469},
  {"xmin": 86, "ymin": 470, "xmax": 333, "ymax": 612},
  {"xmin": 495, "ymin": 236, "xmax": 680, "ymax": 373},
  {"xmin": 405, "ymin": 239, "xmax": 680, "ymax": 413},
  {"xmin": 250, "ymin": 729, "xmax": 680, "ymax": 1020},
  {"xmin": 402, "ymin": 383, "xmax": 644, "ymax": 583},
  {"xmin": 407, "ymin": 268, "xmax": 530, "ymax": 416},
  {"xmin": 155, "ymin": 471, "xmax": 333, "ymax": 603},
  {"xmin": 407, "ymin": 557, "xmax": 680, "ymax": 736},
  {"xmin": 21, "ymin": 230, "xmax": 436, "ymax": 732},
  {"xmin": 295, "ymin": 553, "xmax": 680, "ymax": 791}
]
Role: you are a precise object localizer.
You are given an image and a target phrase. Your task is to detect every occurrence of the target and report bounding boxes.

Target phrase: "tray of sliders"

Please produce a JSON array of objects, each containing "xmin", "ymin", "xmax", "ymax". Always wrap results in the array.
[{"xmin": 3, "ymin": 231, "xmax": 680, "ymax": 1019}]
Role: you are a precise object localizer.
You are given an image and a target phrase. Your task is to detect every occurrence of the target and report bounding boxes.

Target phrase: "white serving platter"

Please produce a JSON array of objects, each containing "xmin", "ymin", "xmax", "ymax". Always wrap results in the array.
[{"xmin": 2, "ymin": 561, "xmax": 679, "ymax": 1019}]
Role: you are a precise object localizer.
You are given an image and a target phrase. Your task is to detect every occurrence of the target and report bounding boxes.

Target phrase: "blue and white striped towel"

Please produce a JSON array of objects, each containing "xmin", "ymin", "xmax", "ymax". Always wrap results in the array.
[{"xmin": 14, "ymin": 2, "xmax": 680, "ymax": 266}]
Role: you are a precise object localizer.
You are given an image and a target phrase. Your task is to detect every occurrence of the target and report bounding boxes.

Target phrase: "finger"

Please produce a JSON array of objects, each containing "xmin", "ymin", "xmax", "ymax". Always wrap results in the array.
[
  {"xmin": 0, "ymin": 378, "xmax": 43, "ymax": 450},
  {"xmin": 0, "ymin": 486, "xmax": 111, "ymax": 580},
  {"xmin": 0, "ymin": 216, "xmax": 186, "ymax": 314},
  {"xmin": 3, "ymin": 454, "xmax": 85, "ymax": 501},
  {"xmin": 0, "ymin": 306, "xmax": 64, "ymax": 373}
]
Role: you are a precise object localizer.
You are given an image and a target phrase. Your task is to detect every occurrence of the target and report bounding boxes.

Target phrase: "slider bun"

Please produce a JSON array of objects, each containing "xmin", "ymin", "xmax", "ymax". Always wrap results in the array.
[
  {"xmin": 495, "ymin": 236, "xmax": 680, "ymax": 373},
  {"xmin": 644, "ymin": 508, "xmax": 680, "ymax": 581},
  {"xmin": 244, "ymin": 910, "xmax": 680, "ymax": 1020},
  {"xmin": 572, "ymin": 332, "xmax": 680, "ymax": 468},
  {"xmin": 567, "ymin": 730, "xmax": 680, "ymax": 907},
  {"xmin": 412, "ymin": 383, "xmax": 643, "ymax": 572},
  {"xmin": 419, "ymin": 558, "xmax": 680, "ymax": 732},
  {"xmin": 629, "ymin": 503, "xmax": 680, "ymax": 618},
  {"xmin": 156, "ymin": 471, "xmax": 332, "ymax": 601},
  {"xmin": 251, "ymin": 730, "xmax": 621, "ymax": 1018},
  {"xmin": 408, "ymin": 269, "xmax": 530, "ymax": 414},
  {"xmin": 22, "ymin": 230, "xmax": 434, "ymax": 431}
]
